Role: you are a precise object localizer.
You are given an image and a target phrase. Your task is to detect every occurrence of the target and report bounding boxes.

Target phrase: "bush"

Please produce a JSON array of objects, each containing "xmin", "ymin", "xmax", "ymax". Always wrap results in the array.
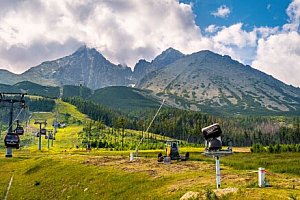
[
  {"xmin": 256, "ymin": 144, "xmax": 300, "ymax": 153},
  {"xmin": 251, "ymin": 143, "xmax": 266, "ymax": 153}
]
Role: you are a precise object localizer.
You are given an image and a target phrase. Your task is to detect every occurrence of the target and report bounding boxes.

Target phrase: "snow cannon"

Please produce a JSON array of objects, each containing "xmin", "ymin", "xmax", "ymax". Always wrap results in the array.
[{"xmin": 202, "ymin": 123, "xmax": 222, "ymax": 151}]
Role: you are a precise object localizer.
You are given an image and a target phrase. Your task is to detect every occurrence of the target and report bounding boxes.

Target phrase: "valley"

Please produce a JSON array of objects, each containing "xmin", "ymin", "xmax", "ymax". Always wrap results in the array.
[
  {"xmin": 0, "ymin": 47, "xmax": 300, "ymax": 200},
  {"xmin": 1, "ymin": 1, "xmax": 300, "ymax": 199},
  {"xmin": 0, "ymin": 96, "xmax": 300, "ymax": 199}
]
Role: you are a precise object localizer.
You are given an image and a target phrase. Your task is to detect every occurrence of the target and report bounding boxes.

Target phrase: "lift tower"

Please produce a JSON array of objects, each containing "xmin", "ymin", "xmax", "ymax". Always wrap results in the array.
[
  {"xmin": 0, "ymin": 93, "xmax": 26, "ymax": 157},
  {"xmin": 34, "ymin": 120, "xmax": 47, "ymax": 150}
]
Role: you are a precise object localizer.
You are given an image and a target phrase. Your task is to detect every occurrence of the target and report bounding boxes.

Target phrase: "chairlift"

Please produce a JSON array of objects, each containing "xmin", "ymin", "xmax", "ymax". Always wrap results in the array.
[
  {"xmin": 40, "ymin": 128, "xmax": 47, "ymax": 135},
  {"xmin": 15, "ymin": 126, "xmax": 24, "ymax": 135},
  {"xmin": 48, "ymin": 134, "xmax": 53, "ymax": 140},
  {"xmin": 4, "ymin": 134, "xmax": 20, "ymax": 149},
  {"xmin": 45, "ymin": 135, "xmax": 48, "ymax": 139},
  {"xmin": 35, "ymin": 132, "xmax": 40, "ymax": 137}
]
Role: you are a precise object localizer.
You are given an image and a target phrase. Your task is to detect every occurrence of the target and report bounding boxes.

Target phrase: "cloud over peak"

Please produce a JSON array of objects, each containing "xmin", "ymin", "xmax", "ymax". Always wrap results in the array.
[
  {"xmin": 0, "ymin": 0, "xmax": 299, "ymax": 87},
  {"xmin": 0, "ymin": 0, "xmax": 202, "ymax": 72}
]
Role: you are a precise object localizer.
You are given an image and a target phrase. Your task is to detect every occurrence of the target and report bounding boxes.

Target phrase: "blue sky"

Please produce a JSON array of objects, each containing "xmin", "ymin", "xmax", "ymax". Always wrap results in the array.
[
  {"xmin": 180, "ymin": 0, "xmax": 291, "ymax": 31},
  {"xmin": 0, "ymin": 0, "xmax": 299, "ymax": 86}
]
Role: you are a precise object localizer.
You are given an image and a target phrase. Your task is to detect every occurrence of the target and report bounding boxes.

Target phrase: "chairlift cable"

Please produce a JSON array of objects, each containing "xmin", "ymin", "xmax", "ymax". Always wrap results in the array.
[
  {"xmin": 134, "ymin": 99, "xmax": 165, "ymax": 157},
  {"xmin": 2, "ymin": 108, "xmax": 24, "ymax": 134}
]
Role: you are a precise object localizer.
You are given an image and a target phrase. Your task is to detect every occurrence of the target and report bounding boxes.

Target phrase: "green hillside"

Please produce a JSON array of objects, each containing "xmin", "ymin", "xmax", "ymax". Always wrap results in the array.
[
  {"xmin": 90, "ymin": 86, "xmax": 161, "ymax": 113},
  {"xmin": 0, "ymin": 83, "xmax": 20, "ymax": 93},
  {"xmin": 62, "ymin": 85, "xmax": 92, "ymax": 99},
  {"xmin": 13, "ymin": 81, "xmax": 60, "ymax": 98}
]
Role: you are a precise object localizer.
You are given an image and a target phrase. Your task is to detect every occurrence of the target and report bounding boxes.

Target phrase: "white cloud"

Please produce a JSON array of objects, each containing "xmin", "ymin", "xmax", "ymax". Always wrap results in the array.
[
  {"xmin": 0, "ymin": 0, "xmax": 203, "ymax": 73},
  {"xmin": 211, "ymin": 5, "xmax": 231, "ymax": 18},
  {"xmin": 254, "ymin": 26, "xmax": 279, "ymax": 39},
  {"xmin": 213, "ymin": 23, "xmax": 257, "ymax": 48},
  {"xmin": 205, "ymin": 25, "xmax": 219, "ymax": 33},
  {"xmin": 252, "ymin": 0, "xmax": 300, "ymax": 87},
  {"xmin": 252, "ymin": 32, "xmax": 300, "ymax": 87},
  {"xmin": 283, "ymin": 0, "xmax": 300, "ymax": 31}
]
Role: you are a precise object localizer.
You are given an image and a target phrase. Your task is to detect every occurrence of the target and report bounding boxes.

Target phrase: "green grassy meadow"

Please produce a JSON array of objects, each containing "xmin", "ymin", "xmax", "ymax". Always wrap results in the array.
[
  {"xmin": 1, "ymin": 149, "xmax": 300, "ymax": 200},
  {"xmin": 0, "ymin": 100, "xmax": 300, "ymax": 199}
]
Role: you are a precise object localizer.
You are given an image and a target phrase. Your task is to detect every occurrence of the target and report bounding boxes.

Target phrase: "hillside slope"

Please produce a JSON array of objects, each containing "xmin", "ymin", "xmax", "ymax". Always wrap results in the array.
[
  {"xmin": 0, "ymin": 69, "xmax": 23, "ymax": 85},
  {"xmin": 0, "ymin": 81, "xmax": 60, "ymax": 98},
  {"xmin": 62, "ymin": 85, "xmax": 93, "ymax": 99},
  {"xmin": 89, "ymin": 86, "xmax": 161, "ymax": 113},
  {"xmin": 138, "ymin": 50, "xmax": 300, "ymax": 115},
  {"xmin": 14, "ymin": 81, "xmax": 60, "ymax": 98}
]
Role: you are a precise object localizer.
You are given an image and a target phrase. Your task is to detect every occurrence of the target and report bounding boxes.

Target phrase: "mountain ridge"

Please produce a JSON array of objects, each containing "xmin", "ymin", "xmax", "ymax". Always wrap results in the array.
[
  {"xmin": 21, "ymin": 46, "xmax": 133, "ymax": 89},
  {"xmin": 1, "ymin": 46, "xmax": 300, "ymax": 115},
  {"xmin": 132, "ymin": 47, "xmax": 185, "ymax": 84},
  {"xmin": 138, "ymin": 50, "xmax": 300, "ymax": 115}
]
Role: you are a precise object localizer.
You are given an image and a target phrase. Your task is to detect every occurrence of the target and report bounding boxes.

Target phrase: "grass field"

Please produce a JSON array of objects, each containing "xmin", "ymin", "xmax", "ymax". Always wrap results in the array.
[
  {"xmin": 0, "ymin": 149, "xmax": 300, "ymax": 200},
  {"xmin": 0, "ymin": 101, "xmax": 300, "ymax": 199}
]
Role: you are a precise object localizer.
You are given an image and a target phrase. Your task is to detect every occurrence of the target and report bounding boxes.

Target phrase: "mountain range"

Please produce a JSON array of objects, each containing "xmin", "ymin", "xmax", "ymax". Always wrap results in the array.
[{"xmin": 1, "ymin": 46, "xmax": 300, "ymax": 116}]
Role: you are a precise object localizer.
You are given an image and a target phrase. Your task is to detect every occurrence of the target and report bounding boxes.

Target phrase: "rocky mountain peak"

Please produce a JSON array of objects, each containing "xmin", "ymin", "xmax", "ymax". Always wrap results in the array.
[
  {"xmin": 132, "ymin": 47, "xmax": 185, "ymax": 84},
  {"xmin": 18, "ymin": 46, "xmax": 133, "ymax": 89},
  {"xmin": 151, "ymin": 47, "xmax": 184, "ymax": 67},
  {"xmin": 72, "ymin": 45, "xmax": 108, "ymax": 63}
]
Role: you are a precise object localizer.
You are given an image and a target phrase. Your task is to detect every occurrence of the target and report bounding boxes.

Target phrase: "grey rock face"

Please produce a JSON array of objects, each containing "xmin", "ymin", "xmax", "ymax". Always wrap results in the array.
[
  {"xmin": 132, "ymin": 47, "xmax": 184, "ymax": 84},
  {"xmin": 22, "ymin": 46, "xmax": 132, "ymax": 89},
  {"xmin": 138, "ymin": 50, "xmax": 300, "ymax": 114}
]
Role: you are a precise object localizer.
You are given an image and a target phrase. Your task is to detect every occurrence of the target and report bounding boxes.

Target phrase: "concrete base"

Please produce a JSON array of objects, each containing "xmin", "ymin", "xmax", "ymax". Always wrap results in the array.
[
  {"xmin": 163, "ymin": 157, "xmax": 171, "ymax": 164},
  {"xmin": 5, "ymin": 148, "xmax": 12, "ymax": 158}
]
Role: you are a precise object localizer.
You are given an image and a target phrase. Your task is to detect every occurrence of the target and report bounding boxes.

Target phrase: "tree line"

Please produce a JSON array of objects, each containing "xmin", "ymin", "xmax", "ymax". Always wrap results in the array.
[{"xmin": 63, "ymin": 97, "xmax": 300, "ymax": 147}]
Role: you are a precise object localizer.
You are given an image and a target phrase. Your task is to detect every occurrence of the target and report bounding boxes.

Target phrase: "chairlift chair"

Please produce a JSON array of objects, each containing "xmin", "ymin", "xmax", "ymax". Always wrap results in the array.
[
  {"xmin": 15, "ymin": 126, "xmax": 24, "ymax": 135},
  {"xmin": 4, "ymin": 134, "xmax": 20, "ymax": 149},
  {"xmin": 40, "ymin": 128, "xmax": 47, "ymax": 135}
]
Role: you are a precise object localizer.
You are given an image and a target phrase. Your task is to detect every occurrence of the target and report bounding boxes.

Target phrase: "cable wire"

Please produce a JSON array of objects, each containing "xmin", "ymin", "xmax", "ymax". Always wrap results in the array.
[
  {"xmin": 134, "ymin": 99, "xmax": 165, "ymax": 157},
  {"xmin": 1, "ymin": 108, "xmax": 24, "ymax": 134}
]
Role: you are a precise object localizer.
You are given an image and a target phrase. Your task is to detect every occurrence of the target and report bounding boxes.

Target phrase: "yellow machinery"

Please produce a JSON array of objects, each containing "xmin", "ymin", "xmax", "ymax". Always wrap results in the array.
[{"xmin": 158, "ymin": 140, "xmax": 189, "ymax": 162}]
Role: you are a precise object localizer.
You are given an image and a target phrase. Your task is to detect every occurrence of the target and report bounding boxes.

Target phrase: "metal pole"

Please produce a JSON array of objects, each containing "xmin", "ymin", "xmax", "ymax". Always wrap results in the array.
[
  {"xmin": 8, "ymin": 102, "xmax": 13, "ymax": 133},
  {"xmin": 5, "ymin": 148, "xmax": 12, "ymax": 158},
  {"xmin": 47, "ymin": 134, "xmax": 50, "ymax": 149},
  {"xmin": 215, "ymin": 156, "xmax": 221, "ymax": 189},
  {"xmin": 38, "ymin": 124, "xmax": 42, "ymax": 150},
  {"xmin": 54, "ymin": 110, "xmax": 58, "ymax": 135},
  {"xmin": 258, "ymin": 167, "xmax": 265, "ymax": 187},
  {"xmin": 0, "ymin": 108, "xmax": 2, "ymax": 139},
  {"xmin": 0, "ymin": 114, "xmax": 2, "ymax": 139},
  {"xmin": 1, "ymin": 93, "xmax": 27, "ymax": 158},
  {"xmin": 6, "ymin": 102, "xmax": 14, "ymax": 157}
]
